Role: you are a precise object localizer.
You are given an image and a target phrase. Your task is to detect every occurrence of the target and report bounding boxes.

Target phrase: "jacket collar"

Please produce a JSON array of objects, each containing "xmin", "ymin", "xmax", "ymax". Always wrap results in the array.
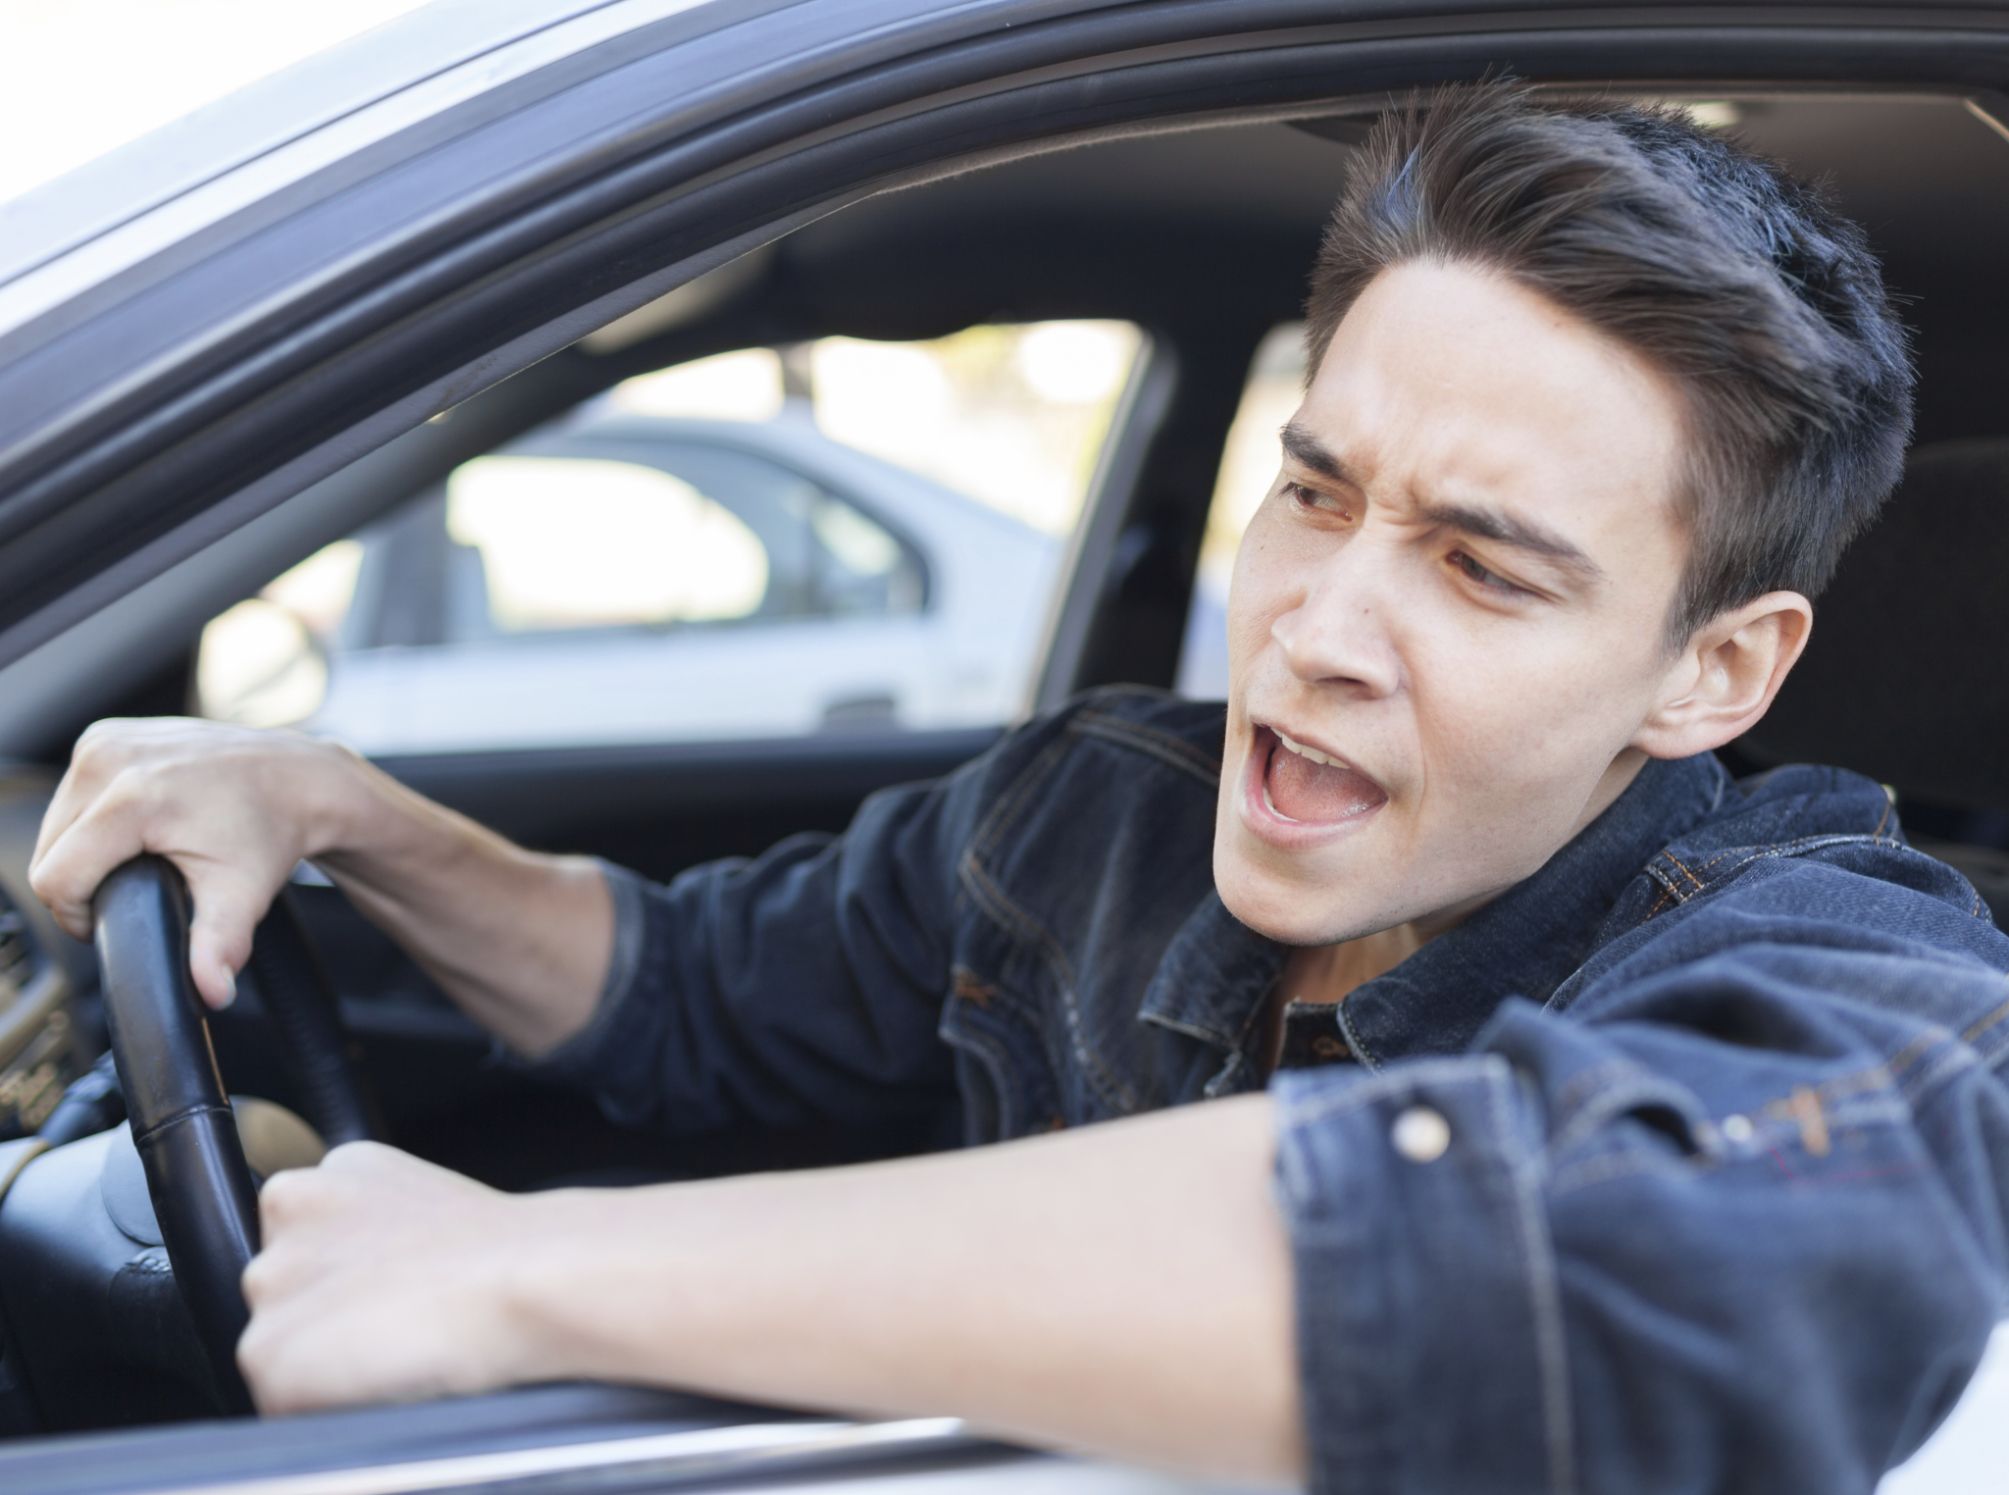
[{"xmin": 1139, "ymin": 751, "xmax": 1729, "ymax": 1067}]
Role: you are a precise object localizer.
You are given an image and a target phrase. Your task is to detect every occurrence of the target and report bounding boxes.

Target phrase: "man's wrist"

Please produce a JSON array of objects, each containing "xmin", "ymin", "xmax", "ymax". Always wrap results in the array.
[
  {"xmin": 307, "ymin": 739, "xmax": 488, "ymax": 887},
  {"xmin": 496, "ymin": 1187, "xmax": 649, "ymax": 1386},
  {"xmin": 299, "ymin": 736, "xmax": 396, "ymax": 861}
]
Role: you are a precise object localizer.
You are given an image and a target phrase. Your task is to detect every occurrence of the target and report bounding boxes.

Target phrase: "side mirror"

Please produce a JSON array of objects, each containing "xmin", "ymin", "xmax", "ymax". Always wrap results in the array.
[{"xmin": 195, "ymin": 597, "xmax": 330, "ymax": 727}]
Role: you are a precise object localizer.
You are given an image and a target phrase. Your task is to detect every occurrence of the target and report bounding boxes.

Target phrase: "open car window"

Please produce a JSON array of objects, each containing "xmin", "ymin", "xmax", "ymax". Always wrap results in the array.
[{"xmin": 196, "ymin": 323, "xmax": 1143, "ymax": 753}]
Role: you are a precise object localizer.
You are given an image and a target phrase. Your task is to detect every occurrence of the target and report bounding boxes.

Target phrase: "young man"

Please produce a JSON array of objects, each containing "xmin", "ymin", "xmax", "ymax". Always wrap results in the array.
[{"xmin": 29, "ymin": 85, "xmax": 2009, "ymax": 1492}]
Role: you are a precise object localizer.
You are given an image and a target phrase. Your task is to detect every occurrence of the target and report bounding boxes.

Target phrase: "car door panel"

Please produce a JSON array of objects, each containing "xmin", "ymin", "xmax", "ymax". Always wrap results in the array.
[{"xmin": 374, "ymin": 728, "xmax": 1000, "ymax": 880}]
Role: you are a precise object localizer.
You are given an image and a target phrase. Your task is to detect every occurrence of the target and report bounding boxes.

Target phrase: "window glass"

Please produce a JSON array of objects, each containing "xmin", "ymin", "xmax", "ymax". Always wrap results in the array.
[
  {"xmin": 1176, "ymin": 324, "xmax": 1308, "ymax": 701},
  {"xmin": 445, "ymin": 457, "xmax": 771, "ymax": 633},
  {"xmin": 196, "ymin": 542, "xmax": 362, "ymax": 728},
  {"xmin": 197, "ymin": 321, "xmax": 1143, "ymax": 753}
]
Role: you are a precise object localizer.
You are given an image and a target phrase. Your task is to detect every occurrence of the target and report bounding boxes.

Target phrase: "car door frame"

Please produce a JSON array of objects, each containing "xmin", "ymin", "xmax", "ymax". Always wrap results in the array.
[
  {"xmin": 7, "ymin": 1, "xmax": 2009, "ymax": 676},
  {"xmin": 3, "ymin": 2, "xmax": 2009, "ymax": 1490}
]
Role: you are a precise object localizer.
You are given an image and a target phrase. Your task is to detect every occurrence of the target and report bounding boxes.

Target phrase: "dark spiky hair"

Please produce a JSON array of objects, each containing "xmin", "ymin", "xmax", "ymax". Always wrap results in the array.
[{"xmin": 1304, "ymin": 83, "xmax": 1915, "ymax": 644}]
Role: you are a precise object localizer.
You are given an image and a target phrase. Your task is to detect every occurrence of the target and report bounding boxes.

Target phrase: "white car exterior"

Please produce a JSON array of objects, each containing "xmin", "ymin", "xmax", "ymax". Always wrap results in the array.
[{"xmin": 289, "ymin": 410, "xmax": 1074, "ymax": 754}]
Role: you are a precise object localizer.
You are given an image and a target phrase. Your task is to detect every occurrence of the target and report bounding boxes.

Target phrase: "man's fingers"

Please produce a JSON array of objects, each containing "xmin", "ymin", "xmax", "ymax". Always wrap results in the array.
[
  {"xmin": 28, "ymin": 719, "xmax": 330, "ymax": 1015},
  {"xmin": 28, "ymin": 718, "xmax": 134, "ymax": 886},
  {"xmin": 29, "ymin": 778, "xmax": 92, "ymax": 898},
  {"xmin": 186, "ymin": 874, "xmax": 270, "ymax": 1011},
  {"xmin": 189, "ymin": 944, "xmax": 241, "ymax": 1012},
  {"xmin": 26, "ymin": 781, "xmax": 144, "ymax": 939},
  {"xmin": 257, "ymin": 1165, "xmax": 337, "ymax": 1236},
  {"xmin": 30, "ymin": 792, "xmax": 272, "ymax": 1008}
]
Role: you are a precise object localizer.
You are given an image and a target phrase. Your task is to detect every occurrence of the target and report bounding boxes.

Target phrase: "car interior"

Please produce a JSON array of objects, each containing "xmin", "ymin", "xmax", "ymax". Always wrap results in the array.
[{"xmin": 0, "ymin": 78, "xmax": 2005, "ymax": 1470}]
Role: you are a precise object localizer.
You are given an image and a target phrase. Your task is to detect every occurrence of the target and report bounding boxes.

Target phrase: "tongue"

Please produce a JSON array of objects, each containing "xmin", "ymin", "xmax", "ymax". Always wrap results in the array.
[{"xmin": 1267, "ymin": 742, "xmax": 1386, "ymax": 822}]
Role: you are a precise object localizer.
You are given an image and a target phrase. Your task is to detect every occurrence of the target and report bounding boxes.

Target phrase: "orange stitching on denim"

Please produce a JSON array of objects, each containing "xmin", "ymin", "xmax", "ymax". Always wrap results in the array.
[
  {"xmin": 1960, "ymin": 994, "xmax": 2009, "ymax": 1046},
  {"xmin": 951, "ymin": 966, "xmax": 997, "ymax": 1009},
  {"xmin": 959, "ymin": 852, "xmax": 1069, "ymax": 978},
  {"xmin": 1814, "ymin": 1064, "xmax": 1893, "ymax": 1103},
  {"xmin": 957, "ymin": 852, "xmax": 1140, "ymax": 1115},
  {"xmin": 1692, "ymin": 833, "xmax": 1917, "ymax": 892},
  {"xmin": 1663, "ymin": 852, "xmax": 1705, "ymax": 892},
  {"xmin": 1765, "ymin": 1086, "xmax": 1832, "ymax": 1157},
  {"xmin": 1803, "ymin": 1027, "xmax": 1946, "ymax": 1111},
  {"xmin": 970, "ymin": 734, "xmax": 1074, "ymax": 863},
  {"xmin": 1331, "ymin": 1003, "xmax": 1383, "ymax": 1071},
  {"xmin": 1735, "ymin": 1038, "xmax": 1983, "ymax": 1163},
  {"xmin": 1880, "ymin": 1028, "xmax": 1943, "ymax": 1083},
  {"xmin": 1872, "ymin": 790, "xmax": 1894, "ymax": 839}
]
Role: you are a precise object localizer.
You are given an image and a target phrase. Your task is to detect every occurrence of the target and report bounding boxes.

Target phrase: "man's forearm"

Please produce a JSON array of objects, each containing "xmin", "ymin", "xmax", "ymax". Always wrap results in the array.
[
  {"xmin": 312, "ymin": 753, "xmax": 614, "ymax": 1056},
  {"xmin": 507, "ymin": 1094, "xmax": 1304, "ymax": 1485}
]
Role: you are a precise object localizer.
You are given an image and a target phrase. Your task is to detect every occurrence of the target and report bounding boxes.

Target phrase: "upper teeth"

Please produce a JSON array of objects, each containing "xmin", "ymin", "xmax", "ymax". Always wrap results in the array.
[{"xmin": 1276, "ymin": 731, "xmax": 1341, "ymax": 768}]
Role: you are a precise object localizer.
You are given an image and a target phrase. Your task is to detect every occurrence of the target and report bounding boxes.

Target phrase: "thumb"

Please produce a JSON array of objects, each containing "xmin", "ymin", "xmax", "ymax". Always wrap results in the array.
[{"xmin": 185, "ymin": 873, "xmax": 269, "ymax": 1012}]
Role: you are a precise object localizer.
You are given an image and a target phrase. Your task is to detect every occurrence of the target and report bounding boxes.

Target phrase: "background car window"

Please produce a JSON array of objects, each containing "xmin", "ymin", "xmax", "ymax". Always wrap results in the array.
[
  {"xmin": 197, "ymin": 320, "xmax": 1142, "ymax": 752},
  {"xmin": 445, "ymin": 456, "xmax": 773, "ymax": 635},
  {"xmin": 1176, "ymin": 323, "xmax": 1307, "ymax": 700}
]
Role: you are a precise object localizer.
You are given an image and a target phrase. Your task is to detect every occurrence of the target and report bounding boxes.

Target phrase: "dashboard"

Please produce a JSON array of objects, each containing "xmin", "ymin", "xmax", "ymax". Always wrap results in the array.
[{"xmin": 0, "ymin": 771, "xmax": 89, "ymax": 1144}]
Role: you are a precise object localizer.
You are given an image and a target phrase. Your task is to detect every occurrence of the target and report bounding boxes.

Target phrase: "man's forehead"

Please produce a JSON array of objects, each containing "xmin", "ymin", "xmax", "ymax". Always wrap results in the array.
[{"xmin": 1293, "ymin": 267, "xmax": 1692, "ymax": 570}]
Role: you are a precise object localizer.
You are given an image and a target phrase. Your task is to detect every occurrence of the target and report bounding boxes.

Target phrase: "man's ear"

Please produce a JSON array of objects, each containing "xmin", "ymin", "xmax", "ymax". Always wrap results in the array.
[{"xmin": 1632, "ymin": 592, "xmax": 1813, "ymax": 760}]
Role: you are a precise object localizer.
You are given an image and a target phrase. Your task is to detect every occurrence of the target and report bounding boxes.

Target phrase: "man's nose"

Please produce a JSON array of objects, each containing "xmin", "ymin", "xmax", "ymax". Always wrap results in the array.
[{"xmin": 1269, "ymin": 548, "xmax": 1402, "ymax": 698}]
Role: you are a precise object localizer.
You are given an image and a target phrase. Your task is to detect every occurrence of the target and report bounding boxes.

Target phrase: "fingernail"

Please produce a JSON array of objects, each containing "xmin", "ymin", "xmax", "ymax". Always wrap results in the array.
[{"xmin": 217, "ymin": 967, "xmax": 237, "ymax": 1010}]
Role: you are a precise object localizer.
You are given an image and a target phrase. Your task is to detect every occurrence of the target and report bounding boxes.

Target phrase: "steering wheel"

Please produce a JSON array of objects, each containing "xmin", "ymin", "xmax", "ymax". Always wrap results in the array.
[{"xmin": 91, "ymin": 856, "xmax": 381, "ymax": 1408}]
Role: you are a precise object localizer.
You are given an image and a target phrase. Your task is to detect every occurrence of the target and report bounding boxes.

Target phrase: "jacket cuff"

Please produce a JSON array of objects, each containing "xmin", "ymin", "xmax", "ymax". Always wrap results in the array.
[
  {"xmin": 1269, "ymin": 1056, "xmax": 1570, "ymax": 1495},
  {"xmin": 494, "ymin": 859, "xmax": 657, "ymax": 1113}
]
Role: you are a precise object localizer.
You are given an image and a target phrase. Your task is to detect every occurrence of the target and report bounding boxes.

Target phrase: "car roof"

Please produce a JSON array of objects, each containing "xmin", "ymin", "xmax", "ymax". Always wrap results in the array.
[{"xmin": 0, "ymin": 2, "xmax": 689, "ymax": 294}]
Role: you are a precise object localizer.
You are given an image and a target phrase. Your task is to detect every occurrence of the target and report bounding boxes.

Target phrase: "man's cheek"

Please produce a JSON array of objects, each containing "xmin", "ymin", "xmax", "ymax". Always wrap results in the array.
[{"xmin": 1423, "ymin": 689, "xmax": 1612, "ymax": 834}]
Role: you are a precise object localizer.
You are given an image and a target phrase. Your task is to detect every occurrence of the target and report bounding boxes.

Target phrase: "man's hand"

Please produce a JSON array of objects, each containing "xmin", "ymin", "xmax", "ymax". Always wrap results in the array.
[
  {"xmin": 238, "ymin": 1142, "xmax": 546, "ymax": 1415},
  {"xmin": 28, "ymin": 715, "xmax": 616, "ymax": 1055},
  {"xmin": 29, "ymin": 718, "xmax": 364, "ymax": 1009},
  {"xmin": 230, "ymin": 1099, "xmax": 1302, "ymax": 1485}
]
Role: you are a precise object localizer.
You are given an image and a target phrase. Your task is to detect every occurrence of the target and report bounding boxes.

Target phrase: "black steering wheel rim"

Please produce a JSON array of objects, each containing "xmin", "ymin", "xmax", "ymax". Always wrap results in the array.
[{"xmin": 92, "ymin": 855, "xmax": 380, "ymax": 1409}]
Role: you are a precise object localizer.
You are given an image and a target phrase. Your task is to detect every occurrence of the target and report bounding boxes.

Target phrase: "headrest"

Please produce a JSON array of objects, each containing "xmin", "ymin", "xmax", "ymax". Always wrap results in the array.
[{"xmin": 1739, "ymin": 439, "xmax": 2009, "ymax": 814}]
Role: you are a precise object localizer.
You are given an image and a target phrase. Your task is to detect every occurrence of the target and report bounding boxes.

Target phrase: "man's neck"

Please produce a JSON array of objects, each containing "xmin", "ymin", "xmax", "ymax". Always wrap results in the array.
[
  {"xmin": 1278, "ymin": 925, "xmax": 1427, "ymax": 1006},
  {"xmin": 1276, "ymin": 749, "xmax": 1659, "ymax": 1009}
]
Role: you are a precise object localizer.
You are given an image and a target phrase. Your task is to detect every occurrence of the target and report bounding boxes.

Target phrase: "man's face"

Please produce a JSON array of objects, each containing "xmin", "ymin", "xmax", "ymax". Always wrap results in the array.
[{"xmin": 1215, "ymin": 259, "xmax": 1693, "ymax": 946}]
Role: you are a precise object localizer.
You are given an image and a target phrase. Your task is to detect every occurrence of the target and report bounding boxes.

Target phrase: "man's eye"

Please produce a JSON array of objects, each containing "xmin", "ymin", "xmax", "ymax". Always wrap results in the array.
[
  {"xmin": 1283, "ymin": 481, "xmax": 1343, "ymax": 515},
  {"xmin": 1449, "ymin": 549, "xmax": 1527, "ymax": 597}
]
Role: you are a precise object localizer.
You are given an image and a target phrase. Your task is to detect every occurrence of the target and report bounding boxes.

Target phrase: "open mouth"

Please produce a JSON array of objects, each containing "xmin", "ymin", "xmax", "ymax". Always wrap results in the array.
[{"xmin": 1248, "ymin": 724, "xmax": 1388, "ymax": 830}]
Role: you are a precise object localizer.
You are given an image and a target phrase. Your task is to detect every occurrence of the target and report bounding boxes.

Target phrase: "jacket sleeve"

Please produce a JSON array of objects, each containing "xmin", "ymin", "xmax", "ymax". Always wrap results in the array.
[
  {"xmin": 507, "ymin": 718, "xmax": 1061, "ymax": 1141},
  {"xmin": 1269, "ymin": 861, "xmax": 2009, "ymax": 1495}
]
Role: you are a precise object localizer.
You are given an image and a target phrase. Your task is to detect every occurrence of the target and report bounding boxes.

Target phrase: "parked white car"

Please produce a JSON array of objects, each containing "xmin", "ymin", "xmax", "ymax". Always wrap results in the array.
[{"xmin": 205, "ymin": 407, "xmax": 1092, "ymax": 753}]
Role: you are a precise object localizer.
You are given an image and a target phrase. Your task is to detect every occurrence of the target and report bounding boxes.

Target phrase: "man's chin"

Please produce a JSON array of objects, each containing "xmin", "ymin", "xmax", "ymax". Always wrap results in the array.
[{"xmin": 1212, "ymin": 848, "xmax": 1386, "ymax": 949}]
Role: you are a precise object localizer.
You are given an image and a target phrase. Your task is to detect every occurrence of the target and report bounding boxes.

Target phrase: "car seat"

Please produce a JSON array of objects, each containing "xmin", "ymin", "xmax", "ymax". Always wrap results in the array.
[{"xmin": 1738, "ymin": 438, "xmax": 2009, "ymax": 923}]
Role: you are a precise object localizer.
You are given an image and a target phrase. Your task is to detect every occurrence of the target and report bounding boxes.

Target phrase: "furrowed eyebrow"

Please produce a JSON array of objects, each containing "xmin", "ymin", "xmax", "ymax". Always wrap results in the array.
[
  {"xmin": 1277, "ymin": 421, "xmax": 1605, "ymax": 589},
  {"xmin": 1417, "ymin": 499, "xmax": 1606, "ymax": 587},
  {"xmin": 1278, "ymin": 423, "xmax": 1356, "ymax": 485}
]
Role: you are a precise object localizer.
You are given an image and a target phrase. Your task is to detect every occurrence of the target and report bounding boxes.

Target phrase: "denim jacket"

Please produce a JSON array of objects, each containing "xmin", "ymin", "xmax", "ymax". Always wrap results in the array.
[{"xmin": 527, "ymin": 686, "xmax": 2009, "ymax": 1495}]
